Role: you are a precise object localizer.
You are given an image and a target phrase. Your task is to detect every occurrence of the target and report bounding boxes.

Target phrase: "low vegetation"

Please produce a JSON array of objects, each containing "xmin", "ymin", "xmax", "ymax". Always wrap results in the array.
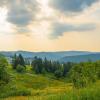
[
  {"xmin": 0, "ymin": 56, "xmax": 10, "ymax": 88},
  {"xmin": 0, "ymin": 54, "xmax": 100, "ymax": 100}
]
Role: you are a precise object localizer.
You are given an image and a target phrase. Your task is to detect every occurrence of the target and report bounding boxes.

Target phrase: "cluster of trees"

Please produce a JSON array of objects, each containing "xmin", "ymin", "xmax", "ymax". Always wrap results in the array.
[
  {"xmin": 31, "ymin": 57, "xmax": 73, "ymax": 78},
  {"xmin": 11, "ymin": 54, "xmax": 100, "ymax": 88},
  {"xmin": 1, "ymin": 53, "xmax": 100, "ymax": 90},
  {"xmin": 0, "ymin": 56, "xmax": 10, "ymax": 87},
  {"xmin": 69, "ymin": 61, "xmax": 100, "ymax": 88},
  {"xmin": 12, "ymin": 54, "xmax": 73, "ymax": 78},
  {"xmin": 12, "ymin": 54, "xmax": 25, "ymax": 73},
  {"xmin": 26, "ymin": 56, "xmax": 100, "ymax": 88}
]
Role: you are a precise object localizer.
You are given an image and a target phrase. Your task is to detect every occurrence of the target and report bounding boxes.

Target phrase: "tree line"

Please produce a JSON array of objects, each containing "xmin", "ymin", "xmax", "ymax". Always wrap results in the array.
[
  {"xmin": 0, "ymin": 53, "xmax": 100, "ymax": 88},
  {"xmin": 12, "ymin": 54, "xmax": 73, "ymax": 78},
  {"xmin": 11, "ymin": 54, "xmax": 100, "ymax": 88}
]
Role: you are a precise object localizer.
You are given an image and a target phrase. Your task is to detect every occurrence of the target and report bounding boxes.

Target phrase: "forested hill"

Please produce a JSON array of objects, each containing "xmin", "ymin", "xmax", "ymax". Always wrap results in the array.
[
  {"xmin": 0, "ymin": 51, "xmax": 100, "ymax": 63},
  {"xmin": 60, "ymin": 53, "xmax": 100, "ymax": 63},
  {"xmin": 0, "ymin": 51, "xmax": 94, "ymax": 60}
]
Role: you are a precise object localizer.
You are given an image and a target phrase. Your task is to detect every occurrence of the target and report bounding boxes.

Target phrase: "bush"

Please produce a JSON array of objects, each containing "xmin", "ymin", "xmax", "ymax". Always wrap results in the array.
[
  {"xmin": 0, "ymin": 88, "xmax": 31, "ymax": 98},
  {"xmin": 16, "ymin": 65, "xmax": 25, "ymax": 73},
  {"xmin": 54, "ymin": 70, "xmax": 63, "ymax": 79},
  {"xmin": 12, "ymin": 88, "xmax": 31, "ymax": 96},
  {"xmin": 69, "ymin": 62, "xmax": 98, "ymax": 88},
  {"xmin": 0, "ymin": 57, "xmax": 10, "ymax": 87}
]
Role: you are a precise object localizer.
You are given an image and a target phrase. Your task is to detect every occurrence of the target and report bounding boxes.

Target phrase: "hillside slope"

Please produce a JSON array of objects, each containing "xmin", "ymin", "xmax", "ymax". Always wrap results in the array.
[
  {"xmin": 0, "ymin": 51, "xmax": 94, "ymax": 61},
  {"xmin": 2, "ymin": 66, "xmax": 100, "ymax": 100},
  {"xmin": 60, "ymin": 53, "xmax": 100, "ymax": 63}
]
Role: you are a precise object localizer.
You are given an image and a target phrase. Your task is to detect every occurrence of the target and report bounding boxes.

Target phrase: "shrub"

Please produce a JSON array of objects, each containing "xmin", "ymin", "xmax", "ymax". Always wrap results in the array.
[
  {"xmin": 69, "ymin": 62, "xmax": 98, "ymax": 88},
  {"xmin": 54, "ymin": 70, "xmax": 63, "ymax": 79},
  {"xmin": 0, "ymin": 57, "xmax": 10, "ymax": 87},
  {"xmin": 12, "ymin": 88, "xmax": 31, "ymax": 96},
  {"xmin": 0, "ymin": 88, "xmax": 31, "ymax": 98},
  {"xmin": 16, "ymin": 65, "xmax": 25, "ymax": 73}
]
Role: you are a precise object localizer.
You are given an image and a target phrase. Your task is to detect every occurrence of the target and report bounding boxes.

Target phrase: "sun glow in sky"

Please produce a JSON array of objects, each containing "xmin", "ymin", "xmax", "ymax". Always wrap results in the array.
[
  {"xmin": 0, "ymin": 0, "xmax": 100, "ymax": 51},
  {"xmin": 0, "ymin": 8, "xmax": 14, "ymax": 34}
]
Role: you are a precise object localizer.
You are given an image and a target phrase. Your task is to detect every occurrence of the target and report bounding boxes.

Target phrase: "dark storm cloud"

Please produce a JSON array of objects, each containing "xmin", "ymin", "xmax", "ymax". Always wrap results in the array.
[
  {"xmin": 50, "ymin": 22, "xmax": 96, "ymax": 39},
  {"xmin": 50, "ymin": 0, "xmax": 99, "ymax": 14},
  {"xmin": 0, "ymin": 0, "xmax": 39, "ymax": 27}
]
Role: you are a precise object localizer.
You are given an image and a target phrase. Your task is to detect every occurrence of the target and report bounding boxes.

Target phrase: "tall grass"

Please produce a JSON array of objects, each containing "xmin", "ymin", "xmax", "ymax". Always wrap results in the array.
[
  {"xmin": 46, "ymin": 81, "xmax": 100, "ymax": 100},
  {"xmin": 3, "ymin": 81, "xmax": 100, "ymax": 100},
  {"xmin": 1, "ymin": 66, "xmax": 100, "ymax": 100}
]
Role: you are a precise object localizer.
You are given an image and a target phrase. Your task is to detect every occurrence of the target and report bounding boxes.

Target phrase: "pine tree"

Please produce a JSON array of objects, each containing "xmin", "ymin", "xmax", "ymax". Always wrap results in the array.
[
  {"xmin": 31, "ymin": 56, "xmax": 44, "ymax": 74},
  {"xmin": 12, "ymin": 54, "xmax": 18, "ymax": 69},
  {"xmin": 18, "ymin": 54, "xmax": 25, "ymax": 67},
  {"xmin": 12, "ymin": 54, "xmax": 25, "ymax": 69}
]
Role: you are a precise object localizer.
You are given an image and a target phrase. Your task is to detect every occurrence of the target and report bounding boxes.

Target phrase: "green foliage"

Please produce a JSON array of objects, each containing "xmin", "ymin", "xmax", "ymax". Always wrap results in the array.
[
  {"xmin": 43, "ymin": 58, "xmax": 53, "ymax": 72},
  {"xmin": 18, "ymin": 54, "xmax": 25, "ymax": 67},
  {"xmin": 0, "ymin": 56, "xmax": 8, "ymax": 67},
  {"xmin": 54, "ymin": 70, "xmax": 63, "ymax": 78},
  {"xmin": 16, "ymin": 65, "xmax": 25, "ymax": 73},
  {"xmin": 31, "ymin": 56, "xmax": 43, "ymax": 74},
  {"xmin": 1, "ymin": 53, "xmax": 100, "ymax": 99},
  {"xmin": 69, "ymin": 62, "xmax": 99, "ymax": 88},
  {"xmin": 46, "ymin": 85, "xmax": 100, "ymax": 100},
  {"xmin": 0, "ymin": 87, "xmax": 31, "ymax": 98},
  {"xmin": 12, "ymin": 54, "xmax": 25, "ymax": 69},
  {"xmin": 94, "ymin": 61, "xmax": 100, "ymax": 79},
  {"xmin": 0, "ymin": 57, "xmax": 10, "ymax": 87},
  {"xmin": 63, "ymin": 62, "xmax": 73, "ymax": 77},
  {"xmin": 31, "ymin": 57, "xmax": 73, "ymax": 78},
  {"xmin": 0, "ymin": 60, "xmax": 100, "ymax": 99},
  {"xmin": 12, "ymin": 54, "xmax": 17, "ymax": 69}
]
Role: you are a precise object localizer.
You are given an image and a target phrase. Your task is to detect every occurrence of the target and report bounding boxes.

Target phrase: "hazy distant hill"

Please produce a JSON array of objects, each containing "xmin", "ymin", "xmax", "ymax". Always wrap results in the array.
[
  {"xmin": 0, "ymin": 51, "xmax": 93, "ymax": 61},
  {"xmin": 60, "ymin": 53, "xmax": 100, "ymax": 63}
]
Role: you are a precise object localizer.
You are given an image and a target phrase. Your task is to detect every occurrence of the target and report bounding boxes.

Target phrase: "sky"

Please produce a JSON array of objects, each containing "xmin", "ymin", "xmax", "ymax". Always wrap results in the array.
[{"xmin": 0, "ymin": 0, "xmax": 100, "ymax": 52}]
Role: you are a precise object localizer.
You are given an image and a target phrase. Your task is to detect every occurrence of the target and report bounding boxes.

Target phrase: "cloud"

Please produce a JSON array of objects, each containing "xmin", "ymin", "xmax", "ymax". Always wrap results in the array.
[
  {"xmin": 0, "ymin": 0, "xmax": 7, "ymax": 7},
  {"xmin": 49, "ymin": 0, "xmax": 99, "ymax": 15},
  {"xmin": 0, "ymin": 0, "xmax": 39, "ymax": 33},
  {"xmin": 15, "ymin": 27, "xmax": 30, "ymax": 34},
  {"xmin": 50, "ymin": 22, "xmax": 96, "ymax": 39}
]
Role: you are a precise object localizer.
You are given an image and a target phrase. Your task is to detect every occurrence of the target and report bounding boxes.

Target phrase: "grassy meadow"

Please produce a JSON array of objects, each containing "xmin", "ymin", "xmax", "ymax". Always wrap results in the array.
[{"xmin": 0, "ymin": 65, "xmax": 100, "ymax": 100}]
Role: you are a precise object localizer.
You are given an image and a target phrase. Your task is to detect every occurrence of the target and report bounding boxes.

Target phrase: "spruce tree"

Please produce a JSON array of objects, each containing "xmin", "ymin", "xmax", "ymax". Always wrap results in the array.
[{"xmin": 18, "ymin": 54, "xmax": 25, "ymax": 67}]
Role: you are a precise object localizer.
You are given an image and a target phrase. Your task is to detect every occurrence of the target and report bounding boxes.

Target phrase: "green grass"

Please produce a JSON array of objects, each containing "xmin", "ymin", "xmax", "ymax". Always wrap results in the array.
[
  {"xmin": 1, "ymin": 65, "xmax": 100, "ymax": 100},
  {"xmin": 4, "ymin": 81, "xmax": 100, "ymax": 100},
  {"xmin": 45, "ymin": 81, "xmax": 100, "ymax": 100},
  {"xmin": 0, "ymin": 65, "xmax": 71, "ymax": 99}
]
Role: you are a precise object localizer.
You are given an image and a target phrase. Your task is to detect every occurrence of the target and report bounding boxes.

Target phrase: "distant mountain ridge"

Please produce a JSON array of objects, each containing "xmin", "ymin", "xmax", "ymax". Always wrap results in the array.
[
  {"xmin": 0, "ymin": 51, "xmax": 92, "ymax": 60},
  {"xmin": 60, "ymin": 53, "xmax": 100, "ymax": 63},
  {"xmin": 0, "ymin": 51, "xmax": 100, "ymax": 62}
]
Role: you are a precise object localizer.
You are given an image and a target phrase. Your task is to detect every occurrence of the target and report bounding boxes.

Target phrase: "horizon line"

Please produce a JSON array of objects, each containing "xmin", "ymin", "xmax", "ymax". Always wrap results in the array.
[{"xmin": 0, "ymin": 50, "xmax": 100, "ymax": 53}]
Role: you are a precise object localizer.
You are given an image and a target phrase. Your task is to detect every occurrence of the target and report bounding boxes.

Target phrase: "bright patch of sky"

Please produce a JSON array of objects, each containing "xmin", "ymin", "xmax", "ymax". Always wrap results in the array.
[{"xmin": 0, "ymin": 0, "xmax": 100, "ymax": 51}]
